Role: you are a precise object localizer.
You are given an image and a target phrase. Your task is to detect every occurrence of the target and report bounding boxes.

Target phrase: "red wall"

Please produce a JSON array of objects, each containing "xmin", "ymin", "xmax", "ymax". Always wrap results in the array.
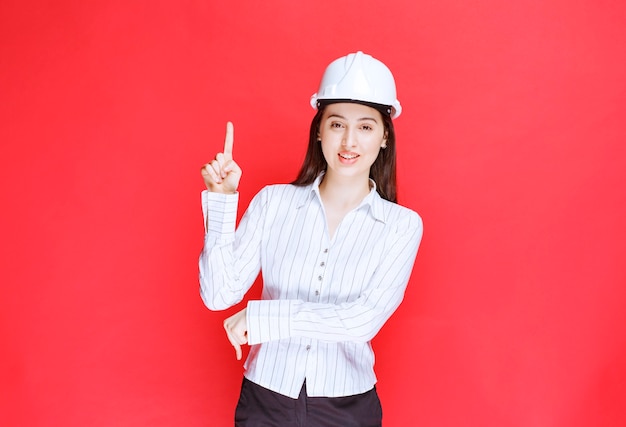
[{"xmin": 2, "ymin": 1, "xmax": 625, "ymax": 426}]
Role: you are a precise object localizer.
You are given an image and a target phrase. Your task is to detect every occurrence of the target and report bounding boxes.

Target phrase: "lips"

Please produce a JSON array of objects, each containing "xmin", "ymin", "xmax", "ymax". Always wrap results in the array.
[{"xmin": 339, "ymin": 152, "xmax": 359, "ymax": 160}]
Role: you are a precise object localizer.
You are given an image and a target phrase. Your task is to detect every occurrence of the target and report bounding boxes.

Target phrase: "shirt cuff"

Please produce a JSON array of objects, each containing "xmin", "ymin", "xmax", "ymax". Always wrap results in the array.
[
  {"xmin": 201, "ymin": 190, "xmax": 238, "ymax": 235},
  {"xmin": 247, "ymin": 299, "xmax": 293, "ymax": 345}
]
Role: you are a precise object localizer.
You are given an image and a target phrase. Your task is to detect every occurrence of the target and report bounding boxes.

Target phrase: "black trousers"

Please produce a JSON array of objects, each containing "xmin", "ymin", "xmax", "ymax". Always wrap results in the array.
[{"xmin": 234, "ymin": 377, "xmax": 383, "ymax": 427}]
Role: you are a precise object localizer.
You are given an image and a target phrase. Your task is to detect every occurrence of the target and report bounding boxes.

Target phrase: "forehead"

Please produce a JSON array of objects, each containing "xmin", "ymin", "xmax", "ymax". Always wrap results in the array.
[{"xmin": 322, "ymin": 102, "xmax": 383, "ymax": 122}]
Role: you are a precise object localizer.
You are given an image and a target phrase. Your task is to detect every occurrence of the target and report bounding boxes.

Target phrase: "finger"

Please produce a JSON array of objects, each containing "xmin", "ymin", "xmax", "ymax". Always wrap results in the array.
[
  {"xmin": 221, "ymin": 158, "xmax": 241, "ymax": 175},
  {"xmin": 210, "ymin": 160, "xmax": 223, "ymax": 182},
  {"xmin": 234, "ymin": 341, "xmax": 242, "ymax": 360},
  {"xmin": 201, "ymin": 163, "xmax": 221, "ymax": 184},
  {"xmin": 223, "ymin": 121, "xmax": 234, "ymax": 160},
  {"xmin": 215, "ymin": 153, "xmax": 227, "ymax": 178},
  {"xmin": 224, "ymin": 325, "xmax": 243, "ymax": 360},
  {"xmin": 225, "ymin": 330, "xmax": 242, "ymax": 360},
  {"xmin": 225, "ymin": 323, "xmax": 247, "ymax": 345},
  {"xmin": 229, "ymin": 332, "xmax": 243, "ymax": 359}
]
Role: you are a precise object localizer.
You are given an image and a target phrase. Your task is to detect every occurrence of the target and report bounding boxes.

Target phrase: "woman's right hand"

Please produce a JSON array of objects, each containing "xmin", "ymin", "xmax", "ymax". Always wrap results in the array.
[{"xmin": 201, "ymin": 121, "xmax": 242, "ymax": 193}]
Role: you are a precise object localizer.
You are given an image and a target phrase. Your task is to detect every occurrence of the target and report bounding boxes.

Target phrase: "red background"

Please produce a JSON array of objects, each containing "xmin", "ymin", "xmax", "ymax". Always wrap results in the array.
[{"xmin": 2, "ymin": 1, "xmax": 625, "ymax": 426}]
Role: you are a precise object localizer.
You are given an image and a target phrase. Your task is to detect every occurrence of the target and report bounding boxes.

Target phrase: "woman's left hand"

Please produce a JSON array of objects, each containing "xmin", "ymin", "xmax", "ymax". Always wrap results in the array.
[{"xmin": 223, "ymin": 308, "xmax": 248, "ymax": 360}]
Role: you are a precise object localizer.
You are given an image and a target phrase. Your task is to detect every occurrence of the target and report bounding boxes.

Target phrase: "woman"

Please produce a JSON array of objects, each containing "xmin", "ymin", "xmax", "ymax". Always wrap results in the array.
[{"xmin": 200, "ymin": 51, "xmax": 423, "ymax": 426}]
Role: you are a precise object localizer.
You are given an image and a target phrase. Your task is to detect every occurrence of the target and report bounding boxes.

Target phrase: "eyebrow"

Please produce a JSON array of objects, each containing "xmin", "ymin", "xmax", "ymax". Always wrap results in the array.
[{"xmin": 326, "ymin": 113, "xmax": 380, "ymax": 123}]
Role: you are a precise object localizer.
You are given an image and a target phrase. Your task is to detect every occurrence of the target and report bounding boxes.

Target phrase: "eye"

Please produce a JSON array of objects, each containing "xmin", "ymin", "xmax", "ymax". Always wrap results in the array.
[{"xmin": 330, "ymin": 122, "xmax": 344, "ymax": 129}]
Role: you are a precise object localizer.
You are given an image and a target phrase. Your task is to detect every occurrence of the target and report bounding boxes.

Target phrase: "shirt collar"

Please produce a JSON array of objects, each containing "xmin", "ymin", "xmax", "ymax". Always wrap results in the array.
[{"xmin": 296, "ymin": 174, "xmax": 387, "ymax": 223}]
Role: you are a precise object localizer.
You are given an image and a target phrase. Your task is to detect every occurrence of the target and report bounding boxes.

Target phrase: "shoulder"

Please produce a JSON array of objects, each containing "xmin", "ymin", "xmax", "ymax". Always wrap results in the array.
[
  {"xmin": 378, "ymin": 198, "xmax": 423, "ymax": 233},
  {"xmin": 250, "ymin": 183, "xmax": 311, "ymax": 208},
  {"xmin": 256, "ymin": 183, "xmax": 309, "ymax": 198}
]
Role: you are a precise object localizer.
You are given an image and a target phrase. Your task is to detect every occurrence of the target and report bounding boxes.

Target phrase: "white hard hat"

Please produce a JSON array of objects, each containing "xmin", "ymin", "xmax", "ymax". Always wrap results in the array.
[{"xmin": 310, "ymin": 51, "xmax": 402, "ymax": 119}]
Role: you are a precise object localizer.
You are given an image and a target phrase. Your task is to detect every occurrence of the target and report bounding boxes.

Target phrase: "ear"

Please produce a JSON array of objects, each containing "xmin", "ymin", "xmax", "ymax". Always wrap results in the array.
[{"xmin": 381, "ymin": 133, "xmax": 388, "ymax": 149}]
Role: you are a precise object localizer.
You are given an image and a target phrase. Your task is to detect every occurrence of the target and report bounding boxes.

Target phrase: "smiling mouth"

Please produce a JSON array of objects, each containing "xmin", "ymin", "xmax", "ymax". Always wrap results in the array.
[{"xmin": 339, "ymin": 153, "xmax": 359, "ymax": 160}]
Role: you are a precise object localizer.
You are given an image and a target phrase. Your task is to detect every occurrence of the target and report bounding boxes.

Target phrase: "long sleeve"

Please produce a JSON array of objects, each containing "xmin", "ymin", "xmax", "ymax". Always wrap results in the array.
[
  {"xmin": 198, "ymin": 189, "xmax": 266, "ymax": 311},
  {"xmin": 199, "ymin": 180, "xmax": 424, "ymax": 398},
  {"xmin": 246, "ymin": 209, "xmax": 423, "ymax": 345}
]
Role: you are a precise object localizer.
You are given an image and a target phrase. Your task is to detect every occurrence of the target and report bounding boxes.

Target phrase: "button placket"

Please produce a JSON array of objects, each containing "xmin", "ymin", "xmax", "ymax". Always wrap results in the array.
[{"xmin": 315, "ymin": 247, "xmax": 329, "ymax": 300}]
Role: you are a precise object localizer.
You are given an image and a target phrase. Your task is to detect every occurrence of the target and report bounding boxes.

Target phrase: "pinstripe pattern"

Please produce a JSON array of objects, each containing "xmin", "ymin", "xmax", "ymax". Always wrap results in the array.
[{"xmin": 199, "ymin": 176, "xmax": 423, "ymax": 398}]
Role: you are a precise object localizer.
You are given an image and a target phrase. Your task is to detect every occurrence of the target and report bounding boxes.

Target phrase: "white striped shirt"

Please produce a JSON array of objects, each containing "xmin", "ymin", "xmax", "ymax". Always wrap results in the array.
[{"xmin": 199, "ymin": 176, "xmax": 423, "ymax": 398}]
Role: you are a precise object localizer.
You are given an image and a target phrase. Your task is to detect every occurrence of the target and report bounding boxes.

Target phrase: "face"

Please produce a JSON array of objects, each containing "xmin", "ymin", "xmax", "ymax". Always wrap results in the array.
[{"xmin": 318, "ymin": 102, "xmax": 387, "ymax": 181}]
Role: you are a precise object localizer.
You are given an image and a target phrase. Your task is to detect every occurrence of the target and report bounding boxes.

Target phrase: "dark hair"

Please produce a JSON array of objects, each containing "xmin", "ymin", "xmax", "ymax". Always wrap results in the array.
[{"xmin": 291, "ymin": 104, "xmax": 398, "ymax": 203}]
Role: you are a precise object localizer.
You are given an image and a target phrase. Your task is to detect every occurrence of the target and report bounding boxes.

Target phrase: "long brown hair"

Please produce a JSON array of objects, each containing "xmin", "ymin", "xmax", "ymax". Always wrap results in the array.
[{"xmin": 291, "ymin": 104, "xmax": 398, "ymax": 203}]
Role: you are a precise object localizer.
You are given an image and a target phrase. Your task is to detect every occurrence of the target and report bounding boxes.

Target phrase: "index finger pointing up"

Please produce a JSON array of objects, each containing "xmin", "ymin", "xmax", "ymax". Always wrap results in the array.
[{"xmin": 223, "ymin": 121, "xmax": 234, "ymax": 159}]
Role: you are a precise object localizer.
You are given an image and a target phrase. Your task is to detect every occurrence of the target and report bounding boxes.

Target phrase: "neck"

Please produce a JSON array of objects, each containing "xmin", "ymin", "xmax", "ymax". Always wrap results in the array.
[{"xmin": 318, "ymin": 172, "xmax": 371, "ymax": 209}]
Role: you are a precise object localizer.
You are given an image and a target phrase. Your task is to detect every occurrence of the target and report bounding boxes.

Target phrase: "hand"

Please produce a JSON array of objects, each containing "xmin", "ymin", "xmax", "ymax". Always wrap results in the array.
[
  {"xmin": 223, "ymin": 307, "xmax": 248, "ymax": 360},
  {"xmin": 201, "ymin": 121, "xmax": 242, "ymax": 193}
]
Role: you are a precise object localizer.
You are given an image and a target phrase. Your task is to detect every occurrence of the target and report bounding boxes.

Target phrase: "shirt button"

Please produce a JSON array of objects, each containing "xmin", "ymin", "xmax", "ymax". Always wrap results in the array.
[
  {"xmin": 306, "ymin": 345, "xmax": 311, "ymax": 351},
  {"xmin": 318, "ymin": 275, "xmax": 323, "ymax": 281},
  {"xmin": 323, "ymin": 248, "xmax": 328, "ymax": 253},
  {"xmin": 315, "ymin": 290, "xmax": 320, "ymax": 296},
  {"xmin": 320, "ymin": 261, "xmax": 325, "ymax": 267}
]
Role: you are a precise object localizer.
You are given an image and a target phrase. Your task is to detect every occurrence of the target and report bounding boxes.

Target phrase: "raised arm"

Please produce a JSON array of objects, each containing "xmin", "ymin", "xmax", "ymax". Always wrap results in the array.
[{"xmin": 199, "ymin": 122, "xmax": 264, "ymax": 312}]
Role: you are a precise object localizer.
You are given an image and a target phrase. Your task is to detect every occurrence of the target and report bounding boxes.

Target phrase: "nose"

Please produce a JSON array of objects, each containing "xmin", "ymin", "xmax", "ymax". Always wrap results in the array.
[{"xmin": 341, "ymin": 127, "xmax": 357, "ymax": 147}]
